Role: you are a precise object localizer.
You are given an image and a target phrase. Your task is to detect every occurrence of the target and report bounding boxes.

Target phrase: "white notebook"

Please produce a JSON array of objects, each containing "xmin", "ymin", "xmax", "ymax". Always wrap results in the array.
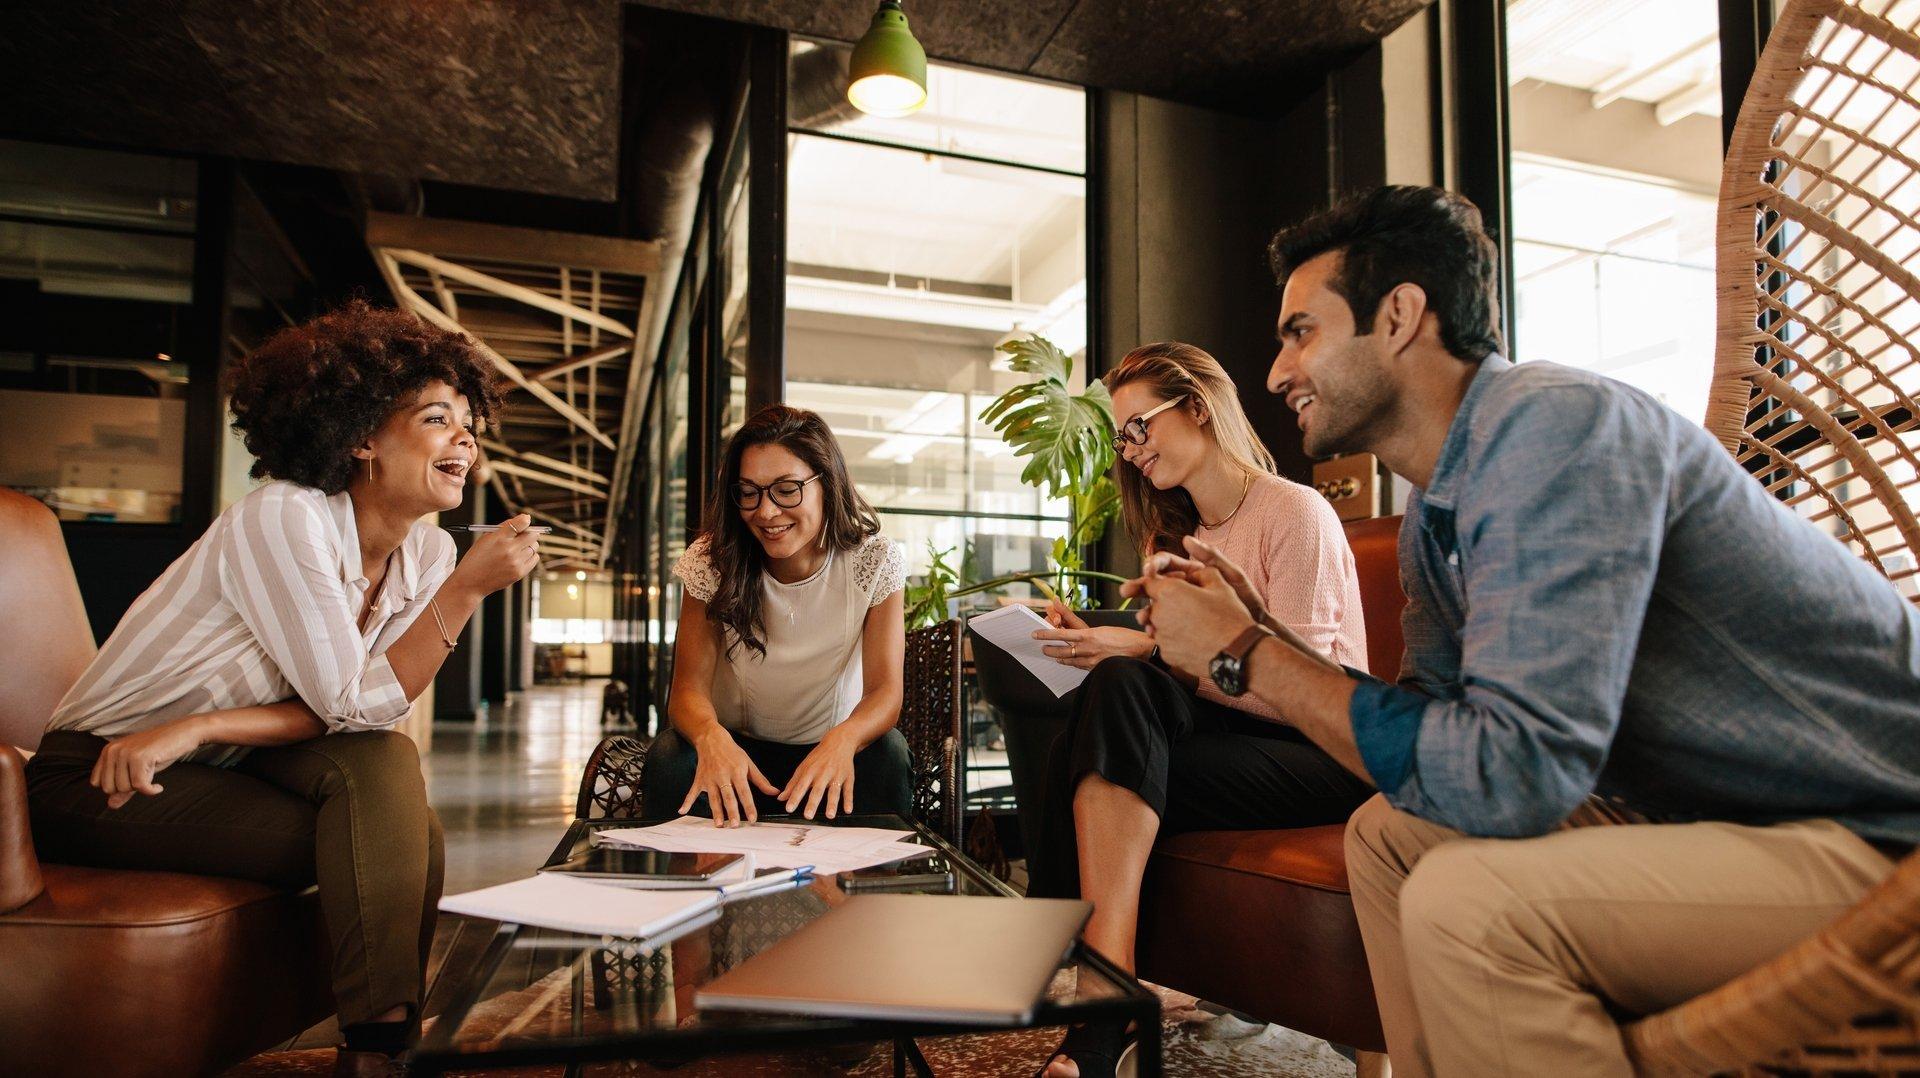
[
  {"xmin": 439, "ymin": 873, "xmax": 719, "ymax": 938},
  {"xmin": 967, "ymin": 603, "xmax": 1089, "ymax": 697}
]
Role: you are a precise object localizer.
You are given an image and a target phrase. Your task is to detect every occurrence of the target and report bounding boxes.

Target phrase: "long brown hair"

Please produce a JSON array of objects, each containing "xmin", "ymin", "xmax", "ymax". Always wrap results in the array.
[
  {"xmin": 699, "ymin": 404, "xmax": 880, "ymax": 659},
  {"xmin": 1104, "ymin": 342, "xmax": 1276, "ymax": 555}
]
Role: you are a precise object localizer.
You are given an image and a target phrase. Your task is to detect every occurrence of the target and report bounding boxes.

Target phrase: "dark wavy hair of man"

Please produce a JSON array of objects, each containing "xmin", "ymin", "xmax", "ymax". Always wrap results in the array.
[
  {"xmin": 1267, "ymin": 185, "xmax": 1506, "ymax": 364},
  {"xmin": 224, "ymin": 298, "xmax": 503, "ymax": 494},
  {"xmin": 700, "ymin": 404, "xmax": 880, "ymax": 659}
]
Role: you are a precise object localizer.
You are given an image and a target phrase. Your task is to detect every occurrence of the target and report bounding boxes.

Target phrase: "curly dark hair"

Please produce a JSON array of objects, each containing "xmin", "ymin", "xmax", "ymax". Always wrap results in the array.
[{"xmin": 224, "ymin": 299, "xmax": 504, "ymax": 494}]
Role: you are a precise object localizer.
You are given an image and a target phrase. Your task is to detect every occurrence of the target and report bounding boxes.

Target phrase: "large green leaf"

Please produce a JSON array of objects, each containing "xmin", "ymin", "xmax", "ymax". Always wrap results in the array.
[{"xmin": 979, "ymin": 335, "xmax": 1116, "ymax": 500}]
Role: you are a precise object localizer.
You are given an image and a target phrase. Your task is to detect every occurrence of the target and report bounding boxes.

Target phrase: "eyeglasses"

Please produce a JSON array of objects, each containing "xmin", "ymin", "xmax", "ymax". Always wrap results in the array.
[
  {"xmin": 1111, "ymin": 395, "xmax": 1187, "ymax": 452},
  {"xmin": 731, "ymin": 473, "xmax": 823, "ymax": 510}
]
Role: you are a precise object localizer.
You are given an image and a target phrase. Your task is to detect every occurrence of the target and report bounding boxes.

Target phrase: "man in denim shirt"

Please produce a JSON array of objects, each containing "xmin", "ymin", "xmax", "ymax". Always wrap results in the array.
[{"xmin": 1129, "ymin": 186, "xmax": 1920, "ymax": 1078}]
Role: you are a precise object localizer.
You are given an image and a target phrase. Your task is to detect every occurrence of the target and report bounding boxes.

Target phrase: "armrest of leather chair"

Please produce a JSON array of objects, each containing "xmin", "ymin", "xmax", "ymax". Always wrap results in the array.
[{"xmin": 0, "ymin": 746, "xmax": 44, "ymax": 912}]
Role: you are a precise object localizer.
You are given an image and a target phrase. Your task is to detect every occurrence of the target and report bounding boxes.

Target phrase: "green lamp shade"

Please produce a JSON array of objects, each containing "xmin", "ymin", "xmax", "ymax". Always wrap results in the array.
[{"xmin": 848, "ymin": 0, "xmax": 927, "ymax": 118}]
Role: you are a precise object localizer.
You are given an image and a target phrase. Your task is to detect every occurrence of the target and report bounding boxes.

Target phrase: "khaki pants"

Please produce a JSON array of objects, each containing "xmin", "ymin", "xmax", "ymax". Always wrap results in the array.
[
  {"xmin": 1343, "ymin": 794, "xmax": 1897, "ymax": 1078},
  {"xmin": 26, "ymin": 729, "xmax": 444, "ymax": 1031}
]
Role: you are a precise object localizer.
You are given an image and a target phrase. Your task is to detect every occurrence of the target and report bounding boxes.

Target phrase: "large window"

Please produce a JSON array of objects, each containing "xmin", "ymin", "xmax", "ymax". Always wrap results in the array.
[
  {"xmin": 1505, "ymin": 0, "xmax": 1723, "ymax": 422},
  {"xmin": 783, "ymin": 47, "xmax": 1089, "ymax": 804},
  {"xmin": 784, "ymin": 44, "xmax": 1088, "ymax": 582},
  {"xmin": 0, "ymin": 141, "xmax": 198, "ymax": 522}
]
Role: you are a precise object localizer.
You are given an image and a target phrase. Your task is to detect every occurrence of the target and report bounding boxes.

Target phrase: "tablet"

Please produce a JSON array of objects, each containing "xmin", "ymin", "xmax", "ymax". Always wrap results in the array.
[{"xmin": 539, "ymin": 847, "xmax": 743, "ymax": 885}]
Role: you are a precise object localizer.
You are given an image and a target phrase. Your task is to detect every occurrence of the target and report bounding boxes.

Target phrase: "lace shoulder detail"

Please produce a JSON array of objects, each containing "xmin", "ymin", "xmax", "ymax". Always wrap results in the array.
[
  {"xmin": 672, "ymin": 536, "xmax": 719, "ymax": 603},
  {"xmin": 854, "ymin": 535, "xmax": 907, "ymax": 608}
]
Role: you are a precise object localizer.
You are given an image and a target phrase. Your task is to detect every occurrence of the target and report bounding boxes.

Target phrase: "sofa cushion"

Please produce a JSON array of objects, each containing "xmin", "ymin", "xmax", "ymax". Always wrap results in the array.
[
  {"xmin": 1153, "ymin": 823, "xmax": 1350, "ymax": 892},
  {"xmin": 1139, "ymin": 826, "xmax": 1384, "ymax": 1051},
  {"xmin": 0, "ymin": 865, "xmax": 333, "ymax": 1078}
]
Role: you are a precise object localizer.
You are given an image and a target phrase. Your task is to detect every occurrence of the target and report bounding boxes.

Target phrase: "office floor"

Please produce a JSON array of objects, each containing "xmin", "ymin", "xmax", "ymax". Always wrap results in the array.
[{"xmin": 226, "ymin": 680, "xmax": 1354, "ymax": 1077}]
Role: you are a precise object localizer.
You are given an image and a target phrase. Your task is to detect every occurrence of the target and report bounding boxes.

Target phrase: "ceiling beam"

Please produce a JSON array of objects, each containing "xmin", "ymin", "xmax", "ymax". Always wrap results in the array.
[
  {"xmin": 532, "ymin": 341, "xmax": 634, "ymax": 382},
  {"xmin": 481, "ymin": 438, "xmax": 607, "ymax": 486},
  {"xmin": 366, "ymin": 211, "xmax": 663, "ymax": 277},
  {"xmin": 376, "ymin": 250, "xmax": 616, "ymax": 451},
  {"xmin": 489, "ymin": 458, "xmax": 610, "ymax": 498},
  {"xmin": 387, "ymin": 248, "xmax": 636, "ymax": 340},
  {"xmin": 1590, "ymin": 34, "xmax": 1717, "ymax": 110}
]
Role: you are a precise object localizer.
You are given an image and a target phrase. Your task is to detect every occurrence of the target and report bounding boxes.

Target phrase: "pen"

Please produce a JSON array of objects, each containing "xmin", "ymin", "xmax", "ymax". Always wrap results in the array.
[{"xmin": 445, "ymin": 525, "xmax": 555, "ymax": 534}]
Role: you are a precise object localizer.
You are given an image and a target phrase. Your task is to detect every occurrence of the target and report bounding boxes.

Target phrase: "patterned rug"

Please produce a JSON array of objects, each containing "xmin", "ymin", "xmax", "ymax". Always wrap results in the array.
[{"xmin": 224, "ymin": 978, "xmax": 1354, "ymax": 1077}]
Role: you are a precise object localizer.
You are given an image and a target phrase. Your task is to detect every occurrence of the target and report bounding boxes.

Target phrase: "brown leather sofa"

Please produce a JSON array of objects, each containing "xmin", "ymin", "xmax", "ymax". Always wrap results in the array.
[
  {"xmin": 1136, "ymin": 514, "xmax": 1405, "ymax": 1053},
  {"xmin": 0, "ymin": 488, "xmax": 334, "ymax": 1078}
]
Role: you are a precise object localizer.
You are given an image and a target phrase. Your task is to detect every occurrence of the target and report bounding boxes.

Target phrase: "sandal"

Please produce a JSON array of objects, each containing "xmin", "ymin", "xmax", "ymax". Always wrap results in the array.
[{"xmin": 1035, "ymin": 1019, "xmax": 1133, "ymax": 1078}]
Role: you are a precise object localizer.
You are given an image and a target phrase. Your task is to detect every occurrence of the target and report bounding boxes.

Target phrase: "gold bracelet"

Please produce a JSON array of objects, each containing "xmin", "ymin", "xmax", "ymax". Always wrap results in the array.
[{"xmin": 428, "ymin": 598, "xmax": 458, "ymax": 650}]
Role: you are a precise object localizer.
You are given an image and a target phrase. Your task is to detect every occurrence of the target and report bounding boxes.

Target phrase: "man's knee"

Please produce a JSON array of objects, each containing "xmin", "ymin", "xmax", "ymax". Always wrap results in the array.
[
  {"xmin": 1345, "ymin": 794, "xmax": 1413, "ymax": 886},
  {"xmin": 1398, "ymin": 841, "xmax": 1522, "ymax": 962}
]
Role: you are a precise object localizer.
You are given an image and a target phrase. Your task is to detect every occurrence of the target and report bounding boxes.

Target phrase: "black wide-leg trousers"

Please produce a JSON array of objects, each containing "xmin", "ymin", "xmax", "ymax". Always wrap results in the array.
[{"xmin": 1027, "ymin": 656, "xmax": 1374, "ymax": 899}]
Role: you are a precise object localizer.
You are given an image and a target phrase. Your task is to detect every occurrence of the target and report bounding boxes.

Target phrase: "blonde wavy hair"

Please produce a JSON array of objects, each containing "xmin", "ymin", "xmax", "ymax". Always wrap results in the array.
[{"xmin": 1104, "ymin": 341, "xmax": 1275, "ymax": 555}]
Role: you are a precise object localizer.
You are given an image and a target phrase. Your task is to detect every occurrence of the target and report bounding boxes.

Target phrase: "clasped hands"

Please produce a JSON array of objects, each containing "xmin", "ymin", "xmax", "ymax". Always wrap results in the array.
[{"xmin": 1032, "ymin": 536, "xmax": 1273, "ymax": 681}]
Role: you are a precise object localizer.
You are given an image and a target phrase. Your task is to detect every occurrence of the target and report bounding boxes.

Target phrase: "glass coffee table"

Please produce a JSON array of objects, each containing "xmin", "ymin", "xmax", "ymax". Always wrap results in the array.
[{"xmin": 414, "ymin": 814, "xmax": 1163, "ymax": 1076}]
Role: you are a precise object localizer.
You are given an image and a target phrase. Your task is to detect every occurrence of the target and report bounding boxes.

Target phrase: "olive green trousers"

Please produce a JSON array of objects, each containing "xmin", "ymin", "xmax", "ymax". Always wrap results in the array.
[{"xmin": 26, "ymin": 729, "xmax": 444, "ymax": 1030}]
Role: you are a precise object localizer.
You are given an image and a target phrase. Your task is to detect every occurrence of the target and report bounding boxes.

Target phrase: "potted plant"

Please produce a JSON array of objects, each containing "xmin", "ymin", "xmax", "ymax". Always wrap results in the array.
[
  {"xmin": 902, "ymin": 333, "xmax": 1138, "ymax": 861},
  {"xmin": 904, "ymin": 333, "xmax": 1130, "ymax": 625}
]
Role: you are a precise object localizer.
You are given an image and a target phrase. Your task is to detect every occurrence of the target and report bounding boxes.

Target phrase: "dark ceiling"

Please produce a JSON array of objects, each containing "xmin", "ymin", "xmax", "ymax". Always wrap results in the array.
[
  {"xmin": 2, "ymin": 0, "xmax": 622, "ymax": 201},
  {"xmin": 645, "ymin": 0, "xmax": 1432, "ymax": 112},
  {"xmin": 1, "ymin": 0, "xmax": 1428, "ymax": 203}
]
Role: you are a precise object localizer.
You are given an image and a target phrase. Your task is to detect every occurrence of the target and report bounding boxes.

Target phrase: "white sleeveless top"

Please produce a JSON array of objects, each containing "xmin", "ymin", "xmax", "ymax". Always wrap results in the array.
[{"xmin": 673, "ymin": 533, "xmax": 907, "ymax": 744}]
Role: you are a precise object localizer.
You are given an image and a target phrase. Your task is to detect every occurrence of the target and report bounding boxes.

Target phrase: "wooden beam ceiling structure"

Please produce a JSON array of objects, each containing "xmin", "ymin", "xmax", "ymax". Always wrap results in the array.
[{"xmin": 367, "ymin": 210, "xmax": 664, "ymax": 570}]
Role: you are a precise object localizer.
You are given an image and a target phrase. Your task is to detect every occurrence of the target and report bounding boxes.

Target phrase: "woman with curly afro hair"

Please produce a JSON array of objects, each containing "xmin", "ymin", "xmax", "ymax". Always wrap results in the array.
[{"xmin": 26, "ymin": 299, "xmax": 540, "ymax": 1077}]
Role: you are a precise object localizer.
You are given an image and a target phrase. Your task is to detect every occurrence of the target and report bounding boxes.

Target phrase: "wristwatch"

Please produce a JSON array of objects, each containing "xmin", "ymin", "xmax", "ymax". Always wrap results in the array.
[{"xmin": 1210, "ymin": 624, "xmax": 1272, "ymax": 697}]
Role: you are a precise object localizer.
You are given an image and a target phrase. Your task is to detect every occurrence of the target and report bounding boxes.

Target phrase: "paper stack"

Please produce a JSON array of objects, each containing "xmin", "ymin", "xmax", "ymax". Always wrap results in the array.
[
  {"xmin": 439, "ymin": 873, "xmax": 719, "ymax": 938},
  {"xmin": 596, "ymin": 817, "xmax": 934, "ymax": 875}
]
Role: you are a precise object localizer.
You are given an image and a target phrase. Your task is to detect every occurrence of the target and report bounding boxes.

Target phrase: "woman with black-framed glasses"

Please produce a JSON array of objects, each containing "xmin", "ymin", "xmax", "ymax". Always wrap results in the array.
[
  {"xmin": 1028, "ymin": 341, "xmax": 1371, "ymax": 1078},
  {"xmin": 638, "ymin": 404, "xmax": 912, "ymax": 825}
]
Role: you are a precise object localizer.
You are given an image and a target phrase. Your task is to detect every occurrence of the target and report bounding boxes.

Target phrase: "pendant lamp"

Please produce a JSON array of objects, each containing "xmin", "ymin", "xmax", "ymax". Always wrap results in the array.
[{"xmin": 847, "ymin": 1, "xmax": 928, "ymax": 117}]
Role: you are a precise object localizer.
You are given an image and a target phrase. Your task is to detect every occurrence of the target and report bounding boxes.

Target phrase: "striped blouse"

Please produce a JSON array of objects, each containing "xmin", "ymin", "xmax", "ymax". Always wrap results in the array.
[{"xmin": 46, "ymin": 481, "xmax": 456, "ymax": 766}]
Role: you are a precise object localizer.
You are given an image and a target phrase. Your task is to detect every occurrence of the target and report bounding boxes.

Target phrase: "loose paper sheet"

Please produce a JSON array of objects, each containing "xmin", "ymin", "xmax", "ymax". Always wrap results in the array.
[
  {"xmin": 967, "ymin": 603, "xmax": 1089, "ymax": 697},
  {"xmin": 439, "ymin": 873, "xmax": 718, "ymax": 937},
  {"xmin": 596, "ymin": 818, "xmax": 932, "ymax": 874}
]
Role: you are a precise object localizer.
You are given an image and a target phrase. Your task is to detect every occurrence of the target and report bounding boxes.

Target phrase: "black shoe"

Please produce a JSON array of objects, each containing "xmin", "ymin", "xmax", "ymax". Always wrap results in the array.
[{"xmin": 1035, "ymin": 1020, "xmax": 1132, "ymax": 1078}]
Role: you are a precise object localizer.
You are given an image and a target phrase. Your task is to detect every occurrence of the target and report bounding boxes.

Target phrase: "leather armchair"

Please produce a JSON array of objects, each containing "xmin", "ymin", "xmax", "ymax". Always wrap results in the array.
[
  {"xmin": 0, "ymin": 488, "xmax": 334, "ymax": 1077},
  {"xmin": 973, "ymin": 513, "xmax": 1406, "ymax": 1053},
  {"xmin": 1135, "ymin": 514, "xmax": 1404, "ymax": 1053}
]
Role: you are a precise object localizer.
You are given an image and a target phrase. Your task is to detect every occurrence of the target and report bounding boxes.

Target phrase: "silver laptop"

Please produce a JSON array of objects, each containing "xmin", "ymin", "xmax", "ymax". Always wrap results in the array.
[{"xmin": 695, "ymin": 894, "xmax": 1092, "ymax": 1024}]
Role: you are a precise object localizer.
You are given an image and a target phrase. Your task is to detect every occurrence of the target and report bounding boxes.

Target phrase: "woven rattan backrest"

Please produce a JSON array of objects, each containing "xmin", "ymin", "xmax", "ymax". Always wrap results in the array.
[{"xmin": 1714, "ymin": 0, "xmax": 1920, "ymax": 599}]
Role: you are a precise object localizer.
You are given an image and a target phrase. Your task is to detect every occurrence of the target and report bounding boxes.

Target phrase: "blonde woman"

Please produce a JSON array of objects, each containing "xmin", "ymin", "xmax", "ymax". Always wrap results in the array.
[{"xmin": 1027, "ymin": 342, "xmax": 1372, "ymax": 1078}]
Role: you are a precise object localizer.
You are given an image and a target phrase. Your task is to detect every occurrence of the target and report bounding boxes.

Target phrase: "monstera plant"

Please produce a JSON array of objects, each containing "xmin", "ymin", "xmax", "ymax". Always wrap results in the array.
[{"xmin": 904, "ymin": 334, "xmax": 1132, "ymax": 629}]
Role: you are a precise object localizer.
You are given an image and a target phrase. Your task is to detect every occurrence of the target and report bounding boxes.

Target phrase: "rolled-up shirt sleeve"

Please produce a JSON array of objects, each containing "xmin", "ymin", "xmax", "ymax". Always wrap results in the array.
[
  {"xmin": 219, "ymin": 491, "xmax": 413, "ymax": 732},
  {"xmin": 1358, "ymin": 385, "xmax": 1671, "ymax": 837}
]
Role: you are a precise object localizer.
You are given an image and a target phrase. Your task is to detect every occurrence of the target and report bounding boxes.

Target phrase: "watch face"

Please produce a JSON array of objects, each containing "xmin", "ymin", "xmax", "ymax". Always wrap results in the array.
[{"xmin": 1210, "ymin": 653, "xmax": 1243, "ymax": 696}]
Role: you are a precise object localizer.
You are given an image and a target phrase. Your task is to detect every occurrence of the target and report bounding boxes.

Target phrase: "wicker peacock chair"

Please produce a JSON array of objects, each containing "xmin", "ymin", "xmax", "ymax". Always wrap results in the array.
[{"xmin": 1623, "ymin": 0, "xmax": 1920, "ymax": 1073}]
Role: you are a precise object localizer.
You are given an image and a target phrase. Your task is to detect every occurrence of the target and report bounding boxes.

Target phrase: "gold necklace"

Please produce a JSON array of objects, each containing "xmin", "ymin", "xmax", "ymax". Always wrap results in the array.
[{"xmin": 1197, "ymin": 477, "xmax": 1253, "ymax": 530}]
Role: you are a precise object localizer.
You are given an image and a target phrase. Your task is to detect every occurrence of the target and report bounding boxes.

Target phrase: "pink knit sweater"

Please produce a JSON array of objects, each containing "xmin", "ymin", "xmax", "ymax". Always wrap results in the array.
[{"xmin": 1189, "ymin": 474, "xmax": 1369, "ymax": 720}]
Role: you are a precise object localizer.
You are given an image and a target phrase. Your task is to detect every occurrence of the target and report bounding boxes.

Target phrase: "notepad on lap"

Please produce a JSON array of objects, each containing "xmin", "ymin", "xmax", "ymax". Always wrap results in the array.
[
  {"xmin": 696, "ymin": 894, "xmax": 1091, "ymax": 1024},
  {"xmin": 439, "ymin": 873, "xmax": 719, "ymax": 938},
  {"xmin": 967, "ymin": 604, "xmax": 1088, "ymax": 697}
]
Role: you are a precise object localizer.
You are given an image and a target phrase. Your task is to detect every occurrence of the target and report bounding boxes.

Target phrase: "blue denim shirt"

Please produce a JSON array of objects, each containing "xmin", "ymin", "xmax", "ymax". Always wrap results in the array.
[{"xmin": 1350, "ymin": 356, "xmax": 1920, "ymax": 845}]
